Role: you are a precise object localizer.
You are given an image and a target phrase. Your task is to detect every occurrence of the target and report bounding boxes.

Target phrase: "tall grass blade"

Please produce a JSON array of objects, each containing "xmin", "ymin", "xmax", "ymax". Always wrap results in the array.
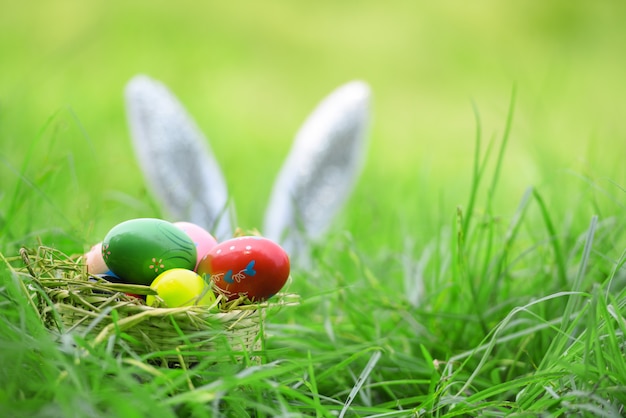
[
  {"xmin": 461, "ymin": 99, "xmax": 483, "ymax": 238},
  {"xmin": 479, "ymin": 84, "xmax": 517, "ymax": 281},
  {"xmin": 532, "ymin": 188, "xmax": 568, "ymax": 287},
  {"xmin": 487, "ymin": 84, "xmax": 517, "ymax": 204},
  {"xmin": 338, "ymin": 350, "xmax": 382, "ymax": 418},
  {"xmin": 562, "ymin": 215, "xmax": 597, "ymax": 331}
]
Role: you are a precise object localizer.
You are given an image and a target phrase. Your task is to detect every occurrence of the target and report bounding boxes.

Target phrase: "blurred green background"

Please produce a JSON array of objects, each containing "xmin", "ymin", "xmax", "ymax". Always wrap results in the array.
[{"xmin": 1, "ymin": 0, "xmax": 625, "ymax": 252}]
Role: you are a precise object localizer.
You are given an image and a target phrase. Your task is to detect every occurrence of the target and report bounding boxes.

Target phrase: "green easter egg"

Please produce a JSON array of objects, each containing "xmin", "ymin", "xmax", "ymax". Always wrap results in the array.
[{"xmin": 102, "ymin": 218, "xmax": 197, "ymax": 285}]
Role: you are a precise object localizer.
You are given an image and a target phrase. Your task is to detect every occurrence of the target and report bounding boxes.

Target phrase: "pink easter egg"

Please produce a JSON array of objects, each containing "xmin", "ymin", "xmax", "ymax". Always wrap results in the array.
[
  {"xmin": 85, "ymin": 242, "xmax": 109, "ymax": 274},
  {"xmin": 173, "ymin": 222, "xmax": 218, "ymax": 268}
]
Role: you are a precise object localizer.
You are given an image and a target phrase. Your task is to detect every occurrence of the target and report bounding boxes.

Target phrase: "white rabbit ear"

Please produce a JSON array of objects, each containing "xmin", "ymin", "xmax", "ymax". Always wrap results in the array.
[
  {"xmin": 263, "ymin": 80, "xmax": 371, "ymax": 255},
  {"xmin": 124, "ymin": 75, "xmax": 233, "ymax": 240}
]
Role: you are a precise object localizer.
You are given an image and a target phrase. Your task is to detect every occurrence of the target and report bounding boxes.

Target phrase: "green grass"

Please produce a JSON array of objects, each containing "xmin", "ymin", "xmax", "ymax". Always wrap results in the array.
[
  {"xmin": 2, "ymin": 2, "xmax": 626, "ymax": 416},
  {"xmin": 2, "ymin": 98, "xmax": 625, "ymax": 416}
]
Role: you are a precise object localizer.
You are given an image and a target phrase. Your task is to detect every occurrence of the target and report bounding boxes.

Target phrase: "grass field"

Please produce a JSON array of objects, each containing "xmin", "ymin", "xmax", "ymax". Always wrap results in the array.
[{"xmin": 2, "ymin": 1, "xmax": 626, "ymax": 416}]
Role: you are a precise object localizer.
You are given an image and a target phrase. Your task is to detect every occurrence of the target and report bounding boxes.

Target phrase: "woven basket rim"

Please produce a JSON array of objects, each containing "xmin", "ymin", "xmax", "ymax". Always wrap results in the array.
[
  {"xmin": 13, "ymin": 245, "xmax": 299, "ymax": 313},
  {"xmin": 3, "ymin": 245, "xmax": 299, "ymax": 364}
]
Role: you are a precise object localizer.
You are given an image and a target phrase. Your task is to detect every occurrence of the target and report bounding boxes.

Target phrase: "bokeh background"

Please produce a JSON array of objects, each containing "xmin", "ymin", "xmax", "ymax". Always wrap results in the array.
[{"xmin": 1, "ymin": 1, "xmax": 625, "ymax": 252}]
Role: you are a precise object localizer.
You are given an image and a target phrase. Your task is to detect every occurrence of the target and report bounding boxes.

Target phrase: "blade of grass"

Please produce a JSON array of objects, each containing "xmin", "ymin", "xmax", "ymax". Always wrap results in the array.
[
  {"xmin": 461, "ymin": 99, "xmax": 484, "ymax": 238},
  {"xmin": 486, "ymin": 84, "xmax": 517, "ymax": 206},
  {"xmin": 479, "ymin": 84, "xmax": 517, "ymax": 282},
  {"xmin": 488, "ymin": 186, "xmax": 534, "ymax": 302},
  {"xmin": 561, "ymin": 215, "xmax": 598, "ymax": 334},
  {"xmin": 455, "ymin": 206, "xmax": 489, "ymax": 336},
  {"xmin": 532, "ymin": 188, "xmax": 568, "ymax": 288},
  {"xmin": 338, "ymin": 349, "xmax": 381, "ymax": 418},
  {"xmin": 305, "ymin": 350, "xmax": 324, "ymax": 417}
]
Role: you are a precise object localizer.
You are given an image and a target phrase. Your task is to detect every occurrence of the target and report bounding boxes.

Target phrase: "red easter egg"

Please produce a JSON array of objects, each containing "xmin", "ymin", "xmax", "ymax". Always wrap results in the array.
[{"xmin": 196, "ymin": 236, "xmax": 290, "ymax": 302}]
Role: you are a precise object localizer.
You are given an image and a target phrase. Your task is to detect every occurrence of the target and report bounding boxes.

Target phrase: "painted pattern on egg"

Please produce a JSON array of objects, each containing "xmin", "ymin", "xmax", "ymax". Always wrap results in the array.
[{"xmin": 212, "ymin": 260, "xmax": 257, "ymax": 284}]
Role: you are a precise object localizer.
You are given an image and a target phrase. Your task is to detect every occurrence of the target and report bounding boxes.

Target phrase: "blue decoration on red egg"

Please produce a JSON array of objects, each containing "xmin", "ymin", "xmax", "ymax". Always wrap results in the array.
[
  {"xmin": 243, "ymin": 260, "xmax": 256, "ymax": 276},
  {"xmin": 223, "ymin": 270, "xmax": 234, "ymax": 284}
]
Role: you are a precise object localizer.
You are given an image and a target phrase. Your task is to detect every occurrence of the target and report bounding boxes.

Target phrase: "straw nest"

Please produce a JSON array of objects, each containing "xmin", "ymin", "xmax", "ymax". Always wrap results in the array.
[{"xmin": 6, "ymin": 245, "xmax": 298, "ymax": 366}]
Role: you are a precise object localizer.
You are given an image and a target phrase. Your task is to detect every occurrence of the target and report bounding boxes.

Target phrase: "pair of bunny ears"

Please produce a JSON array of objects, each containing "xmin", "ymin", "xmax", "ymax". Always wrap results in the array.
[{"xmin": 125, "ymin": 75, "xmax": 371, "ymax": 258}]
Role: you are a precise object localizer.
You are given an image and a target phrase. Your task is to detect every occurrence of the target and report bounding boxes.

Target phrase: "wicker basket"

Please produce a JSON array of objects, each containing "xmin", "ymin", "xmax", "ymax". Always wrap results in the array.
[{"xmin": 10, "ymin": 246, "xmax": 296, "ymax": 367}]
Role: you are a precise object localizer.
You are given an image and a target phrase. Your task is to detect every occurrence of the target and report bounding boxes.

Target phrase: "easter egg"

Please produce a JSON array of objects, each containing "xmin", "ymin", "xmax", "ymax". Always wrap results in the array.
[
  {"xmin": 173, "ymin": 222, "xmax": 218, "ymax": 268},
  {"xmin": 196, "ymin": 236, "xmax": 290, "ymax": 302},
  {"xmin": 102, "ymin": 218, "xmax": 197, "ymax": 285},
  {"xmin": 146, "ymin": 268, "xmax": 215, "ymax": 308},
  {"xmin": 84, "ymin": 242, "xmax": 109, "ymax": 275}
]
